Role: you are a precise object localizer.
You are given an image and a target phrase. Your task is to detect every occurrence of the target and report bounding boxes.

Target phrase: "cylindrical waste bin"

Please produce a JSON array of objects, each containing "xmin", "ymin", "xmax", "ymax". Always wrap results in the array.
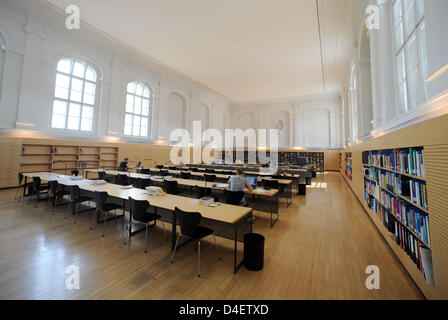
[{"xmin": 244, "ymin": 233, "xmax": 265, "ymax": 271}]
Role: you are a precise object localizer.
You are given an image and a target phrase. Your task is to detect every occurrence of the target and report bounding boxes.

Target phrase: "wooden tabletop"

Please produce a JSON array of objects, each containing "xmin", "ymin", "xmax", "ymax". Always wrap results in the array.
[{"xmin": 22, "ymin": 172, "xmax": 252, "ymax": 224}]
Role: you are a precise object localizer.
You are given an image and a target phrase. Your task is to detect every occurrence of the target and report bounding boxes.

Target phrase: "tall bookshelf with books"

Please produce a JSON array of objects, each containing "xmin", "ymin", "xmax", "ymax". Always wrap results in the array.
[
  {"xmin": 362, "ymin": 147, "xmax": 434, "ymax": 287},
  {"xmin": 345, "ymin": 152, "xmax": 352, "ymax": 181}
]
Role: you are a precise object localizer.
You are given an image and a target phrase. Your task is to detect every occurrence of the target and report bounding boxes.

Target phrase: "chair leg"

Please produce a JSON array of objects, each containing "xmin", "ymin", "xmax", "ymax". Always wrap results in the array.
[
  {"xmin": 197, "ymin": 240, "xmax": 201, "ymax": 278},
  {"xmin": 74, "ymin": 203, "xmax": 79, "ymax": 224},
  {"xmin": 144, "ymin": 224, "xmax": 149, "ymax": 253},
  {"xmin": 170, "ymin": 234, "xmax": 182, "ymax": 263},
  {"xmin": 102, "ymin": 210, "xmax": 108, "ymax": 237}
]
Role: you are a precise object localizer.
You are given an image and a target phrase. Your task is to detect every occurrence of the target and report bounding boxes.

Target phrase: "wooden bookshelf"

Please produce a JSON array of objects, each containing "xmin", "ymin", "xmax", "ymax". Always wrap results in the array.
[
  {"xmin": 19, "ymin": 143, "xmax": 119, "ymax": 175},
  {"xmin": 362, "ymin": 147, "xmax": 434, "ymax": 290},
  {"xmin": 344, "ymin": 152, "xmax": 352, "ymax": 181}
]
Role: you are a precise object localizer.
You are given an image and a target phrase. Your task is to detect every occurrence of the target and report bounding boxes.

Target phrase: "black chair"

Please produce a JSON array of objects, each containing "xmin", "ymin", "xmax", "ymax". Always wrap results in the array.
[
  {"xmin": 262, "ymin": 179, "xmax": 279, "ymax": 190},
  {"xmin": 195, "ymin": 186, "xmax": 219, "ymax": 203},
  {"xmin": 136, "ymin": 178, "xmax": 152, "ymax": 190},
  {"xmin": 163, "ymin": 180, "xmax": 180, "ymax": 195},
  {"xmin": 32, "ymin": 177, "xmax": 49, "ymax": 208},
  {"xmin": 156, "ymin": 165, "xmax": 164, "ymax": 169},
  {"xmin": 171, "ymin": 207, "xmax": 217, "ymax": 277},
  {"xmin": 204, "ymin": 174, "xmax": 216, "ymax": 182},
  {"xmin": 125, "ymin": 197, "xmax": 164, "ymax": 253},
  {"xmin": 71, "ymin": 170, "xmax": 79, "ymax": 176},
  {"xmin": 97, "ymin": 171, "xmax": 106, "ymax": 180},
  {"xmin": 169, "ymin": 166, "xmax": 178, "ymax": 170},
  {"xmin": 93, "ymin": 191, "xmax": 123, "ymax": 237},
  {"xmin": 67, "ymin": 185, "xmax": 94, "ymax": 224},
  {"xmin": 224, "ymin": 190, "xmax": 247, "ymax": 206},
  {"xmin": 116, "ymin": 174, "xmax": 129, "ymax": 186},
  {"xmin": 159, "ymin": 170, "xmax": 169, "ymax": 177},
  {"xmin": 180, "ymin": 172, "xmax": 192, "ymax": 180},
  {"xmin": 205, "ymin": 169, "xmax": 215, "ymax": 173},
  {"xmin": 190, "ymin": 168, "xmax": 199, "ymax": 172},
  {"xmin": 141, "ymin": 168, "xmax": 150, "ymax": 175},
  {"xmin": 47, "ymin": 180, "xmax": 70, "ymax": 214},
  {"xmin": 15, "ymin": 172, "xmax": 32, "ymax": 201}
]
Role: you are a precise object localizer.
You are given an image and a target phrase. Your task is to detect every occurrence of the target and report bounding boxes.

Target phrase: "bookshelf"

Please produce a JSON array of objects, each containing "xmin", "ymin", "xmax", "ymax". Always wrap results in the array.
[
  {"xmin": 344, "ymin": 152, "xmax": 352, "ymax": 181},
  {"xmin": 362, "ymin": 147, "xmax": 434, "ymax": 286},
  {"xmin": 19, "ymin": 143, "xmax": 119, "ymax": 174}
]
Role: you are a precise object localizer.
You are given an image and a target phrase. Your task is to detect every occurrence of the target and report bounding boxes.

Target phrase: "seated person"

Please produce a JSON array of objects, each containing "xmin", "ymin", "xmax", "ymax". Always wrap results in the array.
[
  {"xmin": 228, "ymin": 168, "xmax": 253, "ymax": 205},
  {"xmin": 118, "ymin": 158, "xmax": 129, "ymax": 172},
  {"xmin": 275, "ymin": 168, "xmax": 291, "ymax": 177}
]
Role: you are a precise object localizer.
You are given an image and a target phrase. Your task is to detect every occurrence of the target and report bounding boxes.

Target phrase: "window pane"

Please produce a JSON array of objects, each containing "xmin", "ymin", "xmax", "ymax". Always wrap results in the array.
[
  {"xmin": 55, "ymin": 86, "xmax": 69, "ymax": 100},
  {"xmin": 73, "ymin": 61, "xmax": 86, "ymax": 78},
  {"xmin": 396, "ymin": 50, "xmax": 406, "ymax": 82},
  {"xmin": 136, "ymin": 83, "xmax": 144, "ymax": 96},
  {"xmin": 127, "ymin": 81, "xmax": 137, "ymax": 94},
  {"xmin": 57, "ymin": 59, "xmax": 72, "ymax": 74},
  {"xmin": 56, "ymin": 73, "xmax": 70, "ymax": 88},
  {"xmin": 398, "ymin": 81, "xmax": 408, "ymax": 114},
  {"xmin": 403, "ymin": 0, "xmax": 416, "ymax": 39},
  {"xmin": 85, "ymin": 66, "xmax": 97, "ymax": 82},
  {"xmin": 124, "ymin": 124, "xmax": 132, "ymax": 136},
  {"xmin": 70, "ymin": 78, "xmax": 83, "ymax": 102},
  {"xmin": 52, "ymin": 100, "xmax": 67, "ymax": 116},
  {"xmin": 80, "ymin": 118, "xmax": 93, "ymax": 131},
  {"xmin": 134, "ymin": 97, "xmax": 142, "ymax": 115},
  {"xmin": 67, "ymin": 116, "xmax": 80, "ymax": 130},
  {"xmin": 416, "ymin": 0, "xmax": 424, "ymax": 22},
  {"xmin": 126, "ymin": 94, "xmax": 135, "ymax": 113},
  {"xmin": 83, "ymin": 82, "xmax": 96, "ymax": 105},
  {"xmin": 133, "ymin": 115, "xmax": 141, "ymax": 136},
  {"xmin": 142, "ymin": 98, "xmax": 149, "ymax": 116},
  {"xmin": 125, "ymin": 114, "xmax": 133, "ymax": 126},
  {"xmin": 143, "ymin": 86, "xmax": 150, "ymax": 98},
  {"xmin": 393, "ymin": 0, "xmax": 404, "ymax": 51},
  {"xmin": 69, "ymin": 103, "xmax": 81, "ymax": 117},
  {"xmin": 51, "ymin": 114, "xmax": 66, "ymax": 129},
  {"xmin": 406, "ymin": 34, "xmax": 419, "ymax": 72},
  {"xmin": 140, "ymin": 117, "xmax": 148, "ymax": 136},
  {"xmin": 82, "ymin": 105, "xmax": 94, "ymax": 120}
]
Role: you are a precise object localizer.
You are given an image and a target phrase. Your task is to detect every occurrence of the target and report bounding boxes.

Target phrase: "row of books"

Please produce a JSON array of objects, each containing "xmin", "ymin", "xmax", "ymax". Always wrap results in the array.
[
  {"xmin": 396, "ymin": 200, "xmax": 430, "ymax": 246},
  {"xmin": 394, "ymin": 221, "xmax": 434, "ymax": 285},
  {"xmin": 396, "ymin": 148, "xmax": 425, "ymax": 178},
  {"xmin": 409, "ymin": 179, "xmax": 428, "ymax": 211},
  {"xmin": 365, "ymin": 179, "xmax": 380, "ymax": 200},
  {"xmin": 378, "ymin": 170, "xmax": 402, "ymax": 195},
  {"xmin": 368, "ymin": 148, "xmax": 425, "ymax": 178},
  {"xmin": 380, "ymin": 189, "xmax": 397, "ymax": 214}
]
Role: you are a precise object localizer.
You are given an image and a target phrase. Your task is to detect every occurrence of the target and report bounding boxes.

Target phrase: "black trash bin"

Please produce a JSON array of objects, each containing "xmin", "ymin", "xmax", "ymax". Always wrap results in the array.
[{"xmin": 244, "ymin": 233, "xmax": 265, "ymax": 271}]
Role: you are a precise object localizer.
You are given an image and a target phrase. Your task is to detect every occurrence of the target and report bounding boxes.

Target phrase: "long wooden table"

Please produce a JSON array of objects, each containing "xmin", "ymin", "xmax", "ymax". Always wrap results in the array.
[
  {"xmin": 87, "ymin": 169, "xmax": 283, "ymax": 227},
  {"xmin": 22, "ymin": 172, "xmax": 253, "ymax": 273}
]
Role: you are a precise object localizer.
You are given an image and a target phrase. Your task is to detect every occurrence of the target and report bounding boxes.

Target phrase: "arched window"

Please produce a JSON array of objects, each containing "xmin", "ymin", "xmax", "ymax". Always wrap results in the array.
[
  {"xmin": 124, "ymin": 81, "xmax": 152, "ymax": 137},
  {"xmin": 51, "ymin": 58, "xmax": 98, "ymax": 131},
  {"xmin": 0, "ymin": 34, "xmax": 5, "ymax": 102}
]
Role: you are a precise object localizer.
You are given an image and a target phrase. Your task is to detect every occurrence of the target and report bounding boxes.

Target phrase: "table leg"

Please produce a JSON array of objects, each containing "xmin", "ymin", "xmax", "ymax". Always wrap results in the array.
[{"xmin": 171, "ymin": 210, "xmax": 177, "ymax": 252}]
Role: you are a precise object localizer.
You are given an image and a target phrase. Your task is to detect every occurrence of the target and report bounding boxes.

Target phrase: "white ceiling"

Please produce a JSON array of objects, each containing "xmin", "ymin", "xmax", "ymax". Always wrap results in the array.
[{"xmin": 45, "ymin": 0, "xmax": 363, "ymax": 103}]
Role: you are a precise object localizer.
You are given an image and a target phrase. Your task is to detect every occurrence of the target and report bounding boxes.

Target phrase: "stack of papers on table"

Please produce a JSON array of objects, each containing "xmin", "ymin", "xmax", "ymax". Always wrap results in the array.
[{"xmin": 119, "ymin": 185, "xmax": 133, "ymax": 190}]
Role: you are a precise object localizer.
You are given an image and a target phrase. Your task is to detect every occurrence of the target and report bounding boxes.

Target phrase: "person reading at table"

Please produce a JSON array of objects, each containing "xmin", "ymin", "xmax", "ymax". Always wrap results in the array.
[
  {"xmin": 228, "ymin": 168, "xmax": 253, "ymax": 205},
  {"xmin": 275, "ymin": 168, "xmax": 291, "ymax": 177},
  {"xmin": 118, "ymin": 158, "xmax": 129, "ymax": 172}
]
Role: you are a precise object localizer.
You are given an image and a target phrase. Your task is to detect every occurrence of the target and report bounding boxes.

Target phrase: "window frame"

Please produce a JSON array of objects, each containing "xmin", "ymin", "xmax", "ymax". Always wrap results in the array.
[
  {"xmin": 50, "ymin": 57, "xmax": 100, "ymax": 132},
  {"xmin": 392, "ymin": 0, "xmax": 427, "ymax": 115},
  {"xmin": 124, "ymin": 80, "xmax": 153, "ymax": 138}
]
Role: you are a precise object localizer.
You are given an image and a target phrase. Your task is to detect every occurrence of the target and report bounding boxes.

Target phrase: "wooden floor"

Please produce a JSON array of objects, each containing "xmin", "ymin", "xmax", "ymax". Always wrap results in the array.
[{"xmin": 0, "ymin": 172, "xmax": 424, "ymax": 299}]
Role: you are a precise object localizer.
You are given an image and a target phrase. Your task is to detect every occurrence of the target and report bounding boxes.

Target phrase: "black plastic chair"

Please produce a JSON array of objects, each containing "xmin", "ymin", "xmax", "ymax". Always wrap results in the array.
[
  {"xmin": 67, "ymin": 185, "xmax": 94, "ymax": 224},
  {"xmin": 171, "ymin": 207, "xmax": 217, "ymax": 277},
  {"xmin": 159, "ymin": 170, "xmax": 169, "ymax": 177},
  {"xmin": 32, "ymin": 176, "xmax": 49, "ymax": 208},
  {"xmin": 180, "ymin": 172, "xmax": 192, "ymax": 180},
  {"xmin": 15, "ymin": 172, "xmax": 32, "ymax": 201},
  {"xmin": 204, "ymin": 174, "xmax": 216, "ymax": 182},
  {"xmin": 71, "ymin": 170, "xmax": 79, "ymax": 176},
  {"xmin": 136, "ymin": 178, "xmax": 152, "ymax": 190},
  {"xmin": 141, "ymin": 168, "xmax": 150, "ymax": 175},
  {"xmin": 125, "ymin": 197, "xmax": 164, "ymax": 253},
  {"xmin": 224, "ymin": 190, "xmax": 246, "ymax": 206},
  {"xmin": 190, "ymin": 168, "xmax": 199, "ymax": 172},
  {"xmin": 97, "ymin": 171, "xmax": 106, "ymax": 180},
  {"xmin": 195, "ymin": 186, "xmax": 219, "ymax": 203},
  {"xmin": 93, "ymin": 191, "xmax": 123, "ymax": 237},
  {"xmin": 116, "ymin": 174, "xmax": 129, "ymax": 186},
  {"xmin": 163, "ymin": 180, "xmax": 180, "ymax": 195},
  {"xmin": 47, "ymin": 180, "xmax": 70, "ymax": 214},
  {"xmin": 262, "ymin": 179, "xmax": 279, "ymax": 190},
  {"xmin": 205, "ymin": 169, "xmax": 215, "ymax": 173},
  {"xmin": 156, "ymin": 165, "xmax": 164, "ymax": 169},
  {"xmin": 169, "ymin": 166, "xmax": 178, "ymax": 170}
]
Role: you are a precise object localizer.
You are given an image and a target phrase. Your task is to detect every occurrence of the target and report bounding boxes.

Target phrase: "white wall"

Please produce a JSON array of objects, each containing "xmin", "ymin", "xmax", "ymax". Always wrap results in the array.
[
  {"xmin": 230, "ymin": 95, "xmax": 342, "ymax": 149},
  {"xmin": 0, "ymin": 0, "xmax": 231, "ymax": 144}
]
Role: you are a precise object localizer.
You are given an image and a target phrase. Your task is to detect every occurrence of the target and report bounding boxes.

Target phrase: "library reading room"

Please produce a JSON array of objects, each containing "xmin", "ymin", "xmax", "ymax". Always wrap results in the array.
[{"xmin": 1, "ymin": 0, "xmax": 448, "ymax": 305}]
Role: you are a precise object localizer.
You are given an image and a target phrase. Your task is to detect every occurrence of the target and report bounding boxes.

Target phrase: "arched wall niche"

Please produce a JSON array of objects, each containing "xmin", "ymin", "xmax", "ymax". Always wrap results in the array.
[
  {"xmin": 166, "ymin": 92, "xmax": 186, "ymax": 139},
  {"xmin": 304, "ymin": 107, "xmax": 331, "ymax": 148}
]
